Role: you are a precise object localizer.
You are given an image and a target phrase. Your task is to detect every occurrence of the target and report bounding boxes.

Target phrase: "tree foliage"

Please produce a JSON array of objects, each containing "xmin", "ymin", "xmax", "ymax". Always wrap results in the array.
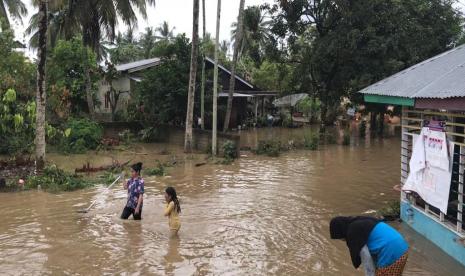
[
  {"xmin": 47, "ymin": 37, "xmax": 99, "ymax": 118},
  {"xmin": 0, "ymin": 29, "xmax": 36, "ymax": 100},
  {"xmin": 136, "ymin": 35, "xmax": 195, "ymax": 125},
  {"xmin": 261, "ymin": 0, "xmax": 463, "ymax": 124}
]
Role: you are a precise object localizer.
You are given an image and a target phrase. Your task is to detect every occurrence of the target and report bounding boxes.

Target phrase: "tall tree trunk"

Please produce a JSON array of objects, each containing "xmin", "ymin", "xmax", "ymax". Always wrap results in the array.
[
  {"xmin": 319, "ymin": 91, "xmax": 327, "ymax": 134},
  {"xmin": 35, "ymin": 0, "xmax": 48, "ymax": 172},
  {"xmin": 200, "ymin": 0, "xmax": 206, "ymax": 130},
  {"xmin": 85, "ymin": 68, "xmax": 94, "ymax": 117},
  {"xmin": 223, "ymin": 0, "xmax": 245, "ymax": 132},
  {"xmin": 184, "ymin": 0, "xmax": 200, "ymax": 153},
  {"xmin": 212, "ymin": 0, "xmax": 221, "ymax": 155}
]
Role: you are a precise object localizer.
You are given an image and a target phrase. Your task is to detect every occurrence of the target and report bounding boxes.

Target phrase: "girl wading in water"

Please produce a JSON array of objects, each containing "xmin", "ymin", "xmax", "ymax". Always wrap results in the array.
[
  {"xmin": 330, "ymin": 216, "xmax": 409, "ymax": 276},
  {"xmin": 121, "ymin": 162, "xmax": 144, "ymax": 220},
  {"xmin": 164, "ymin": 187, "xmax": 181, "ymax": 237}
]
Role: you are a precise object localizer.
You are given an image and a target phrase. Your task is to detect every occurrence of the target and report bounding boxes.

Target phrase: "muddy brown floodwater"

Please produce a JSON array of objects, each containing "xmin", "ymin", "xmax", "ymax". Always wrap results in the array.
[{"xmin": 1, "ymin": 127, "xmax": 465, "ymax": 275}]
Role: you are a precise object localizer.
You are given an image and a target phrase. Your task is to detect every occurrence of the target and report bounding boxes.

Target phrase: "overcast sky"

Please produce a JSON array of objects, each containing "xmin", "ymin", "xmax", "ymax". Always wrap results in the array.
[{"xmin": 11, "ymin": 0, "xmax": 275, "ymax": 51}]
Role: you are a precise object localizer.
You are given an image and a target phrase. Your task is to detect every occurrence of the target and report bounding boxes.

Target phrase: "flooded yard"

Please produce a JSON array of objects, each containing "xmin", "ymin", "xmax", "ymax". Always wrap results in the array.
[{"xmin": 1, "ymin": 127, "xmax": 464, "ymax": 275}]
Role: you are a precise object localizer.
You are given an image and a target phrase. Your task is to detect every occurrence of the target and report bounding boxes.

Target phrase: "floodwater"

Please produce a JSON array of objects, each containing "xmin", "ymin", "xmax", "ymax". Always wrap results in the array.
[{"xmin": 1, "ymin": 127, "xmax": 465, "ymax": 275}]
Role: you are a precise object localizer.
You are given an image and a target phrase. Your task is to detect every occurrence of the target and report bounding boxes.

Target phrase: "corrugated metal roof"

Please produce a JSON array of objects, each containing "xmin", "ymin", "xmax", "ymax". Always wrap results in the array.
[
  {"xmin": 359, "ymin": 44, "xmax": 465, "ymax": 99},
  {"xmin": 205, "ymin": 57, "xmax": 254, "ymax": 89},
  {"xmin": 218, "ymin": 92, "xmax": 253, "ymax": 98},
  {"xmin": 115, "ymin": 58, "xmax": 161, "ymax": 73}
]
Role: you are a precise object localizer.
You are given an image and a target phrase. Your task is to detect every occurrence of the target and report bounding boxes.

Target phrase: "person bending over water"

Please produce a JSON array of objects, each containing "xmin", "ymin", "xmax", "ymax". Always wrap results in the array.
[
  {"xmin": 121, "ymin": 162, "xmax": 144, "ymax": 220},
  {"xmin": 164, "ymin": 187, "xmax": 181, "ymax": 237},
  {"xmin": 330, "ymin": 216, "xmax": 409, "ymax": 276}
]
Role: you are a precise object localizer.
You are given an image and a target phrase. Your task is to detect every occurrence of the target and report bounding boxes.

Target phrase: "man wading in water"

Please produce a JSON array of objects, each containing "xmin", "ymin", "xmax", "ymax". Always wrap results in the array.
[{"xmin": 121, "ymin": 162, "xmax": 144, "ymax": 220}]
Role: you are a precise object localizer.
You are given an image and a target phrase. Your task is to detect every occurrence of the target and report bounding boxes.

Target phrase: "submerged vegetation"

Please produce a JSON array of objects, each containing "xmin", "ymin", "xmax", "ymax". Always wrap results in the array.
[
  {"xmin": 378, "ymin": 200, "xmax": 401, "ymax": 221},
  {"xmin": 25, "ymin": 165, "xmax": 92, "ymax": 192}
]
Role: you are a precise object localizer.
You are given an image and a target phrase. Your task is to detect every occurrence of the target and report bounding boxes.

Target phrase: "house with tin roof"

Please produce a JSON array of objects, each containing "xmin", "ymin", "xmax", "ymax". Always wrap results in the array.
[{"xmin": 359, "ymin": 44, "xmax": 465, "ymax": 267}]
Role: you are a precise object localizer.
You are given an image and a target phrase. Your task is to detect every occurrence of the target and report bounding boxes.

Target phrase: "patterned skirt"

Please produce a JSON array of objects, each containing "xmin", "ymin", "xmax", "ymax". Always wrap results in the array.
[{"xmin": 375, "ymin": 251, "xmax": 409, "ymax": 276}]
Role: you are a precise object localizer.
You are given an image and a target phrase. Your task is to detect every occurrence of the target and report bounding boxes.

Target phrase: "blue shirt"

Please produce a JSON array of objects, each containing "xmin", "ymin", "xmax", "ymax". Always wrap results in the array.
[
  {"xmin": 366, "ymin": 222, "xmax": 408, "ymax": 268},
  {"xmin": 126, "ymin": 177, "xmax": 144, "ymax": 209}
]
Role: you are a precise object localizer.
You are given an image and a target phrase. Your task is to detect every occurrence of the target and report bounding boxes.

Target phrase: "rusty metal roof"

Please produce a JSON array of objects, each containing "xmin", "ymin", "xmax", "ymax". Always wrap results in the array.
[{"xmin": 359, "ymin": 44, "xmax": 465, "ymax": 99}]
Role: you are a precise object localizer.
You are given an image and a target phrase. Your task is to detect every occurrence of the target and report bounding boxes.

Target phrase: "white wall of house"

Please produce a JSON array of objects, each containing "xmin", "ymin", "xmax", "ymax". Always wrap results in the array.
[{"xmin": 96, "ymin": 76, "xmax": 131, "ymax": 114}]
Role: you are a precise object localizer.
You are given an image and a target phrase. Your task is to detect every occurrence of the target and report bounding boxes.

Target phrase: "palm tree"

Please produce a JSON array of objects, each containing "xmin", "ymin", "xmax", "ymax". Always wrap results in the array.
[
  {"xmin": 35, "ymin": 0, "xmax": 47, "ymax": 171},
  {"xmin": 212, "ymin": 0, "xmax": 221, "ymax": 155},
  {"xmin": 200, "ymin": 0, "xmax": 206, "ymax": 129},
  {"xmin": 220, "ymin": 40, "xmax": 229, "ymax": 55},
  {"xmin": 0, "ymin": 0, "xmax": 27, "ymax": 30},
  {"xmin": 184, "ymin": 0, "xmax": 200, "ymax": 153},
  {"xmin": 231, "ymin": 5, "xmax": 272, "ymax": 64},
  {"xmin": 155, "ymin": 21, "xmax": 175, "ymax": 41},
  {"xmin": 139, "ymin": 27, "xmax": 156, "ymax": 58},
  {"xmin": 223, "ymin": 0, "xmax": 245, "ymax": 132}
]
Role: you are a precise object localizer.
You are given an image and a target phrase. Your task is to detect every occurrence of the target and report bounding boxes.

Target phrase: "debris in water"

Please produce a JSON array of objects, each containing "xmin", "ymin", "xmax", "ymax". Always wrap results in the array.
[
  {"xmin": 75, "ymin": 159, "xmax": 131, "ymax": 173},
  {"xmin": 363, "ymin": 209, "xmax": 377, "ymax": 214}
]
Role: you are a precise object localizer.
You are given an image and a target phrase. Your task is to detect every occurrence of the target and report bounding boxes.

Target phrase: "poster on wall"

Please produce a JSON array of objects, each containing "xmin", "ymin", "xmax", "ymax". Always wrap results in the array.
[{"xmin": 403, "ymin": 126, "xmax": 453, "ymax": 214}]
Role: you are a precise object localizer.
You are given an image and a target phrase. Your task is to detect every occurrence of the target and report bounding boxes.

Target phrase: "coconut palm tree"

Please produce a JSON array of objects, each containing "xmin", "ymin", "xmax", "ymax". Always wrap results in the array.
[
  {"xmin": 155, "ymin": 21, "xmax": 175, "ymax": 41},
  {"xmin": 139, "ymin": 27, "xmax": 157, "ymax": 58},
  {"xmin": 223, "ymin": 0, "xmax": 245, "ymax": 132},
  {"xmin": 200, "ymin": 0, "xmax": 206, "ymax": 129},
  {"xmin": 231, "ymin": 5, "xmax": 272, "ymax": 64},
  {"xmin": 220, "ymin": 40, "xmax": 229, "ymax": 55},
  {"xmin": 35, "ymin": 0, "xmax": 47, "ymax": 171},
  {"xmin": 184, "ymin": 0, "xmax": 199, "ymax": 153},
  {"xmin": 212, "ymin": 0, "xmax": 221, "ymax": 155},
  {"xmin": 0, "ymin": 0, "xmax": 27, "ymax": 30}
]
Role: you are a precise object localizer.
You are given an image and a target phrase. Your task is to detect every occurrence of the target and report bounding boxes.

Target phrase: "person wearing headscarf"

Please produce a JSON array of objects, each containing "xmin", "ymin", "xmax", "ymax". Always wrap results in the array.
[
  {"xmin": 330, "ymin": 216, "xmax": 409, "ymax": 276},
  {"xmin": 121, "ymin": 162, "xmax": 144, "ymax": 220}
]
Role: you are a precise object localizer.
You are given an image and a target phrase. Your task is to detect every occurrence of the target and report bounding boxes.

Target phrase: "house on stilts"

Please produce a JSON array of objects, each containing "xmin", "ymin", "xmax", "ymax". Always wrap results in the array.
[{"xmin": 359, "ymin": 44, "xmax": 465, "ymax": 266}]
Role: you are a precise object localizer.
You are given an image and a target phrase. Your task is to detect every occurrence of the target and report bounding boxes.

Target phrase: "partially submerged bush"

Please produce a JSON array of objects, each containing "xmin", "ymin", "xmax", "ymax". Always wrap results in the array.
[
  {"xmin": 359, "ymin": 120, "xmax": 367, "ymax": 138},
  {"xmin": 118, "ymin": 129, "xmax": 134, "ymax": 145},
  {"xmin": 26, "ymin": 165, "xmax": 91, "ymax": 192},
  {"xmin": 256, "ymin": 140, "xmax": 281, "ymax": 157},
  {"xmin": 222, "ymin": 141, "xmax": 238, "ymax": 161},
  {"xmin": 377, "ymin": 200, "xmax": 401, "ymax": 221},
  {"xmin": 342, "ymin": 131, "xmax": 351, "ymax": 146},
  {"xmin": 60, "ymin": 118, "xmax": 103, "ymax": 153},
  {"xmin": 147, "ymin": 162, "xmax": 166, "ymax": 176},
  {"xmin": 139, "ymin": 127, "xmax": 162, "ymax": 143},
  {"xmin": 325, "ymin": 132, "xmax": 337, "ymax": 144},
  {"xmin": 304, "ymin": 132, "xmax": 319, "ymax": 150}
]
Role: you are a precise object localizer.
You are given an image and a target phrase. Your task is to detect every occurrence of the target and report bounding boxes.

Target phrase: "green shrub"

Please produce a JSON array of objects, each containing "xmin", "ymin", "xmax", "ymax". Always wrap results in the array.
[
  {"xmin": 0, "ymin": 89, "xmax": 36, "ymax": 155},
  {"xmin": 359, "ymin": 120, "xmax": 367, "ymax": 138},
  {"xmin": 118, "ymin": 129, "xmax": 134, "ymax": 145},
  {"xmin": 139, "ymin": 127, "xmax": 161, "ymax": 143},
  {"xmin": 325, "ymin": 133, "xmax": 337, "ymax": 144},
  {"xmin": 377, "ymin": 200, "xmax": 400, "ymax": 221},
  {"xmin": 342, "ymin": 131, "xmax": 351, "ymax": 146},
  {"xmin": 60, "ymin": 118, "xmax": 103, "ymax": 153},
  {"xmin": 147, "ymin": 162, "xmax": 166, "ymax": 176},
  {"xmin": 282, "ymin": 113, "xmax": 292, "ymax": 128},
  {"xmin": 222, "ymin": 141, "xmax": 237, "ymax": 160},
  {"xmin": 256, "ymin": 140, "xmax": 281, "ymax": 157},
  {"xmin": 26, "ymin": 165, "xmax": 91, "ymax": 192},
  {"xmin": 257, "ymin": 116, "xmax": 267, "ymax": 127},
  {"xmin": 304, "ymin": 132, "xmax": 319, "ymax": 150}
]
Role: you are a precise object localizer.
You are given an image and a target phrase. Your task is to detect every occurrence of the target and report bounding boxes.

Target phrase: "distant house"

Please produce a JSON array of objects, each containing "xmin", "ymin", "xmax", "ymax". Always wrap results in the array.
[
  {"xmin": 96, "ymin": 57, "xmax": 277, "ymax": 126},
  {"xmin": 204, "ymin": 57, "xmax": 278, "ymax": 128},
  {"xmin": 95, "ymin": 58, "xmax": 161, "ymax": 120}
]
